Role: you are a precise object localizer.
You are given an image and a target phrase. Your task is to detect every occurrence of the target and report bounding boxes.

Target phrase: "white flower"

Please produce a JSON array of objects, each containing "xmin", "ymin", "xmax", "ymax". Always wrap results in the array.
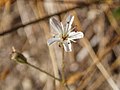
[{"xmin": 47, "ymin": 15, "xmax": 84, "ymax": 52}]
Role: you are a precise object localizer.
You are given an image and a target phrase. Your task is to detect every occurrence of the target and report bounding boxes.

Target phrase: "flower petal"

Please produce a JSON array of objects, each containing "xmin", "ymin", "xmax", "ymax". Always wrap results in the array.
[
  {"xmin": 49, "ymin": 17, "xmax": 62, "ymax": 34},
  {"xmin": 47, "ymin": 37, "xmax": 60, "ymax": 45},
  {"xmin": 69, "ymin": 31, "xmax": 84, "ymax": 40},
  {"xmin": 65, "ymin": 15, "xmax": 74, "ymax": 33},
  {"xmin": 63, "ymin": 40, "xmax": 72, "ymax": 52}
]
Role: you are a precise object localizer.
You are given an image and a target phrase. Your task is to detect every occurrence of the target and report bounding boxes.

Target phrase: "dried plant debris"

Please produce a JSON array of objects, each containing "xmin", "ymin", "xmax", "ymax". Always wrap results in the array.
[{"xmin": 0, "ymin": 0, "xmax": 120, "ymax": 90}]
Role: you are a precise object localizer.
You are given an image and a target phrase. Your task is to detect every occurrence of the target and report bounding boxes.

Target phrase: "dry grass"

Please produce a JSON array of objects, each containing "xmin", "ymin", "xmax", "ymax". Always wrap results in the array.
[{"xmin": 0, "ymin": 0, "xmax": 120, "ymax": 90}]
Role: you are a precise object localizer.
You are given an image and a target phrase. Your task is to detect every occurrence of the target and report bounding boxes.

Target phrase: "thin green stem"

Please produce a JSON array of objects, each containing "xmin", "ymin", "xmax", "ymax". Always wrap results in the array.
[
  {"xmin": 26, "ymin": 62, "xmax": 61, "ymax": 81},
  {"xmin": 61, "ymin": 48, "xmax": 70, "ymax": 90},
  {"xmin": 61, "ymin": 47, "xmax": 65, "ymax": 84},
  {"xmin": 61, "ymin": 47, "xmax": 71, "ymax": 90}
]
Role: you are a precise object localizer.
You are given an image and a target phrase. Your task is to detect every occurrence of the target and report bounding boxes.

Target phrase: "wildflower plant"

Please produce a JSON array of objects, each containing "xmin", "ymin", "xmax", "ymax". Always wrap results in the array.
[
  {"xmin": 47, "ymin": 14, "xmax": 84, "ymax": 88},
  {"xmin": 10, "ymin": 15, "xmax": 84, "ymax": 90}
]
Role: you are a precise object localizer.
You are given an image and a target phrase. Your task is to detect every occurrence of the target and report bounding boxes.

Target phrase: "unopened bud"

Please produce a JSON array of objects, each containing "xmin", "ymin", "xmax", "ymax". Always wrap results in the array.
[{"xmin": 11, "ymin": 47, "xmax": 27, "ymax": 64}]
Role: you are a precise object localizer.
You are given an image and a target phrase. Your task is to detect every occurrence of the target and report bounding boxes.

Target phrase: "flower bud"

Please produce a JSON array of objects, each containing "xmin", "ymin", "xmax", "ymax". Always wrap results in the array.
[{"xmin": 11, "ymin": 47, "xmax": 27, "ymax": 64}]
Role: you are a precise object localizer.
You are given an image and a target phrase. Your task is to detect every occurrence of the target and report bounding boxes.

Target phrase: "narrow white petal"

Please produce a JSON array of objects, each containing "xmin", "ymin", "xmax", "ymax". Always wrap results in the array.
[
  {"xmin": 66, "ymin": 15, "xmax": 74, "ymax": 31},
  {"xmin": 65, "ymin": 23, "xmax": 69, "ymax": 34},
  {"xmin": 47, "ymin": 37, "xmax": 60, "ymax": 45},
  {"xmin": 69, "ymin": 31, "xmax": 84, "ymax": 40},
  {"xmin": 63, "ymin": 40, "xmax": 72, "ymax": 52},
  {"xmin": 49, "ymin": 18, "xmax": 62, "ymax": 34},
  {"xmin": 60, "ymin": 22, "xmax": 64, "ymax": 34}
]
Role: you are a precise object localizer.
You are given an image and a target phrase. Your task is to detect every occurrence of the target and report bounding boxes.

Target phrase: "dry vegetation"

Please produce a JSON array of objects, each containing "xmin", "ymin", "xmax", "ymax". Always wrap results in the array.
[{"xmin": 0, "ymin": 0, "xmax": 120, "ymax": 90}]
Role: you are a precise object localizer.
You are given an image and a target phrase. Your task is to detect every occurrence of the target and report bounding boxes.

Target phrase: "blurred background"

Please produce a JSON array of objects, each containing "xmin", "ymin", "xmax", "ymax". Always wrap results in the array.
[{"xmin": 0, "ymin": 0, "xmax": 120, "ymax": 90}]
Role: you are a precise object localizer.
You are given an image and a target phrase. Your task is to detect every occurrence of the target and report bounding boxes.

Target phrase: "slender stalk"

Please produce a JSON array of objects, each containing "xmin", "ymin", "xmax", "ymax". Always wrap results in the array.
[
  {"xmin": 61, "ymin": 47, "xmax": 65, "ymax": 84},
  {"xmin": 26, "ymin": 62, "xmax": 61, "ymax": 82},
  {"xmin": 61, "ymin": 47, "xmax": 70, "ymax": 90}
]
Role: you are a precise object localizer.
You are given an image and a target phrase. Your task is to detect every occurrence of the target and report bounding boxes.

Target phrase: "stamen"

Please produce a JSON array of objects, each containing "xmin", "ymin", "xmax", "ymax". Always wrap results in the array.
[
  {"xmin": 71, "ymin": 26, "xmax": 76, "ymax": 32},
  {"xmin": 67, "ymin": 26, "xmax": 76, "ymax": 35},
  {"xmin": 68, "ymin": 38, "xmax": 76, "ymax": 42}
]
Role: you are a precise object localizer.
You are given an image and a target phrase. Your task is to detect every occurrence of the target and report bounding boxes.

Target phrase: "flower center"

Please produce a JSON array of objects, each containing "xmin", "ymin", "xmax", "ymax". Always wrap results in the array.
[{"xmin": 62, "ymin": 34, "xmax": 68, "ymax": 41}]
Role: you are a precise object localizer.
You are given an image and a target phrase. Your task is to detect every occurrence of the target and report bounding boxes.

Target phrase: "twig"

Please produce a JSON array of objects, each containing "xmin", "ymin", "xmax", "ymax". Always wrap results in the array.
[
  {"xmin": 0, "ymin": 5, "xmax": 80, "ymax": 36},
  {"xmin": 89, "ymin": 56, "xmax": 120, "ymax": 90},
  {"xmin": 82, "ymin": 37, "xmax": 119, "ymax": 90}
]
